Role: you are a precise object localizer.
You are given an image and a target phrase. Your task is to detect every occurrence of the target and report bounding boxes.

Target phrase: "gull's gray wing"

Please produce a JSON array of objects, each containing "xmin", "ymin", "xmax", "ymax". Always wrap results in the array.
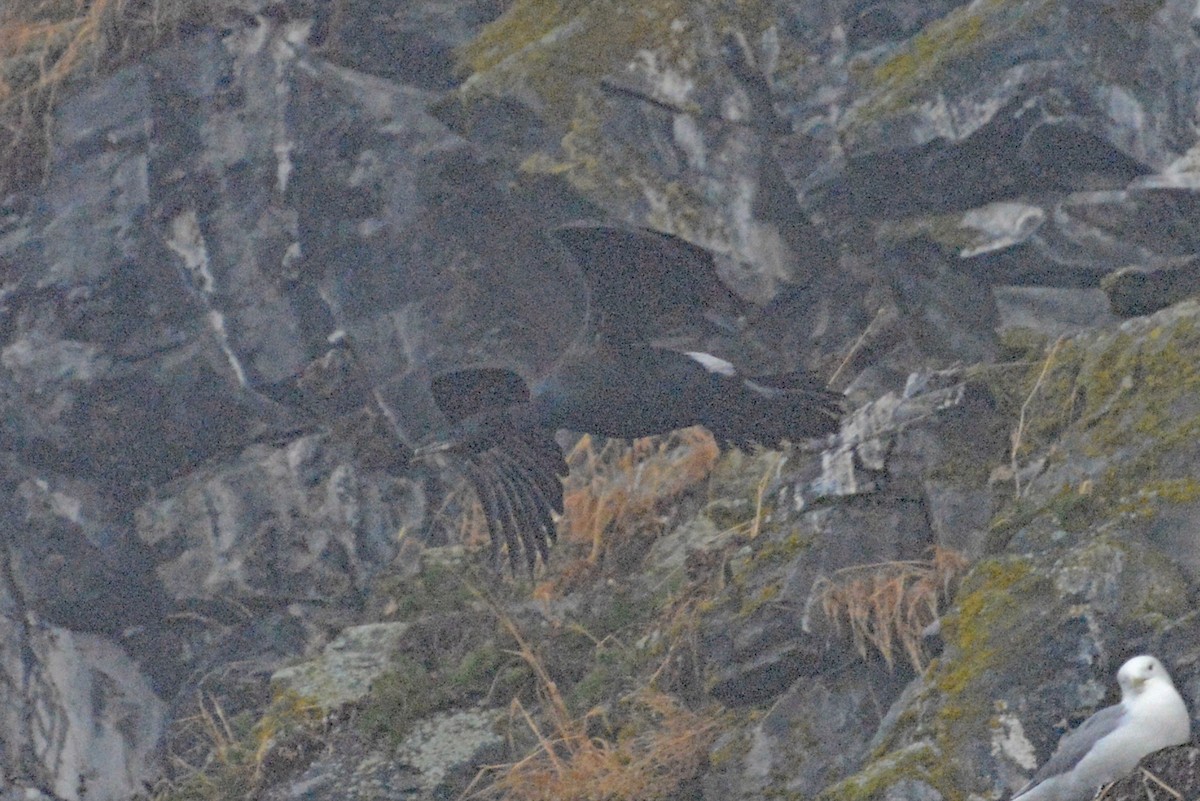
[{"xmin": 1017, "ymin": 703, "xmax": 1128, "ymax": 795}]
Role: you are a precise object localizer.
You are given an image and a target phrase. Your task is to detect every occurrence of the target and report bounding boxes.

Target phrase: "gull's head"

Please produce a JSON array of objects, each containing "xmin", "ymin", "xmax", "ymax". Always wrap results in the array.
[{"xmin": 1117, "ymin": 654, "xmax": 1173, "ymax": 697}]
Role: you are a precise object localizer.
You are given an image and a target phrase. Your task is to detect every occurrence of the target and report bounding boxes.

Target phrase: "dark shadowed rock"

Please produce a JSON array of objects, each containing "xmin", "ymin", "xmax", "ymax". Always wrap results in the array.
[
  {"xmin": 1102, "ymin": 259, "xmax": 1200, "ymax": 317},
  {"xmin": 1100, "ymin": 745, "xmax": 1200, "ymax": 801}
]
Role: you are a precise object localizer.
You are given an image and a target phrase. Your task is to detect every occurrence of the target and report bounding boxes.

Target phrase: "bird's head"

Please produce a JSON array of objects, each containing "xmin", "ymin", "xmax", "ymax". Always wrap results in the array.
[{"xmin": 1117, "ymin": 654, "xmax": 1172, "ymax": 696}]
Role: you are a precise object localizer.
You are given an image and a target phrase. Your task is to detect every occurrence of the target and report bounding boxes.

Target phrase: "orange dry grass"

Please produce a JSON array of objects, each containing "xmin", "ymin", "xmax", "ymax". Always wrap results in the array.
[
  {"xmin": 0, "ymin": 0, "xmax": 203, "ymax": 90},
  {"xmin": 0, "ymin": 0, "xmax": 205, "ymax": 189},
  {"xmin": 815, "ymin": 547, "xmax": 968, "ymax": 671},
  {"xmin": 465, "ymin": 596, "xmax": 718, "ymax": 801},
  {"xmin": 1, "ymin": 3, "xmax": 95, "ymax": 92},
  {"xmin": 436, "ymin": 477, "xmax": 492, "ymax": 552},
  {"xmin": 441, "ymin": 429, "xmax": 719, "ymax": 578},
  {"xmin": 479, "ymin": 692, "xmax": 717, "ymax": 801},
  {"xmin": 560, "ymin": 428, "xmax": 720, "ymax": 562}
]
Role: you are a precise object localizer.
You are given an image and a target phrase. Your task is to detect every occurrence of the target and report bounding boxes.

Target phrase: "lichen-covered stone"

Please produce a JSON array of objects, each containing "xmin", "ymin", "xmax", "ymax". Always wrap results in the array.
[{"xmin": 272, "ymin": 622, "xmax": 412, "ymax": 709}]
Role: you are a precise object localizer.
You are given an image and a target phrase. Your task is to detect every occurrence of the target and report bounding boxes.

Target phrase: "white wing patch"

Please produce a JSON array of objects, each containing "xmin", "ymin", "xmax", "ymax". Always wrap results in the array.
[{"xmin": 685, "ymin": 351, "xmax": 737, "ymax": 376}]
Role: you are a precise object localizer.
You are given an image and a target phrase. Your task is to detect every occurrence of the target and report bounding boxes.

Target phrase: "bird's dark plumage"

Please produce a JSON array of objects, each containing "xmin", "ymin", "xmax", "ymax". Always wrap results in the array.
[
  {"xmin": 431, "ymin": 367, "xmax": 530, "ymax": 426},
  {"xmin": 418, "ymin": 381, "xmax": 567, "ymax": 572},
  {"xmin": 418, "ymin": 224, "xmax": 844, "ymax": 573},
  {"xmin": 531, "ymin": 343, "xmax": 841, "ymax": 443},
  {"xmin": 551, "ymin": 222, "xmax": 750, "ymax": 342}
]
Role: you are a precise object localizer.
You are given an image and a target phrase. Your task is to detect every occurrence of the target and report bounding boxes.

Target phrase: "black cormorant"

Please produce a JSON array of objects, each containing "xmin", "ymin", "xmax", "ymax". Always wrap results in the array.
[{"xmin": 417, "ymin": 223, "xmax": 843, "ymax": 572}]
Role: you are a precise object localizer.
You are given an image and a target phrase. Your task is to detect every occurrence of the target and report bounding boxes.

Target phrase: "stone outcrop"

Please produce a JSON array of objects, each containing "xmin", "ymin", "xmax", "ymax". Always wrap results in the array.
[{"xmin": 0, "ymin": 0, "xmax": 1199, "ymax": 799}]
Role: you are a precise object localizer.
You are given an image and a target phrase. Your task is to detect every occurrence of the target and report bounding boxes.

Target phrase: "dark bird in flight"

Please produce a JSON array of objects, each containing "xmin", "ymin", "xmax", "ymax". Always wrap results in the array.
[
  {"xmin": 417, "ymin": 223, "xmax": 844, "ymax": 572},
  {"xmin": 549, "ymin": 221, "xmax": 752, "ymax": 343}
]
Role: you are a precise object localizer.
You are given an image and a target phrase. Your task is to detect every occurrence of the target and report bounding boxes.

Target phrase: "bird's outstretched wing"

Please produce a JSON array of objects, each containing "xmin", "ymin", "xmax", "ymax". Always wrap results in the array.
[
  {"xmin": 662, "ymin": 352, "xmax": 842, "ymax": 448},
  {"xmin": 465, "ymin": 416, "xmax": 566, "ymax": 572},
  {"xmin": 551, "ymin": 222, "xmax": 749, "ymax": 344},
  {"xmin": 706, "ymin": 368, "xmax": 844, "ymax": 448},
  {"xmin": 420, "ymin": 369, "xmax": 567, "ymax": 574},
  {"xmin": 1013, "ymin": 704, "xmax": 1127, "ymax": 800},
  {"xmin": 431, "ymin": 367, "xmax": 530, "ymax": 425}
]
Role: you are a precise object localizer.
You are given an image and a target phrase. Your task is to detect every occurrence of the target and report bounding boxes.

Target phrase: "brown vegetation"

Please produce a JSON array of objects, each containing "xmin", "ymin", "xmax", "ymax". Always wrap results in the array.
[
  {"xmin": 153, "ymin": 690, "xmax": 326, "ymax": 801},
  {"xmin": 467, "ymin": 604, "xmax": 719, "ymax": 801},
  {"xmin": 0, "ymin": 0, "xmax": 209, "ymax": 191},
  {"xmin": 559, "ymin": 428, "xmax": 719, "ymax": 559},
  {"xmin": 815, "ymin": 547, "xmax": 969, "ymax": 671}
]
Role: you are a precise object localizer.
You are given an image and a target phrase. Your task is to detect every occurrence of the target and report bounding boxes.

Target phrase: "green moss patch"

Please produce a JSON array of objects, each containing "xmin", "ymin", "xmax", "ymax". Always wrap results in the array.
[
  {"xmin": 458, "ymin": 0, "xmax": 695, "ymax": 127},
  {"xmin": 819, "ymin": 743, "xmax": 950, "ymax": 801},
  {"xmin": 986, "ymin": 303, "xmax": 1200, "ymax": 543},
  {"xmin": 936, "ymin": 557, "xmax": 1037, "ymax": 703},
  {"xmin": 845, "ymin": 0, "xmax": 1057, "ymax": 131}
]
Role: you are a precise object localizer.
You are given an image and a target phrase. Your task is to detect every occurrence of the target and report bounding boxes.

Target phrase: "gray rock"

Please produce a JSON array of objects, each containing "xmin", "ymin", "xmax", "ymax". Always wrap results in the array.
[
  {"xmin": 394, "ymin": 707, "xmax": 506, "ymax": 793},
  {"xmin": 994, "ymin": 287, "xmax": 1119, "ymax": 339},
  {"xmin": 258, "ymin": 707, "xmax": 505, "ymax": 801},
  {"xmin": 135, "ymin": 435, "xmax": 411, "ymax": 603},
  {"xmin": 0, "ymin": 622, "xmax": 165, "ymax": 801},
  {"xmin": 957, "ymin": 203, "xmax": 1047, "ymax": 258},
  {"xmin": 272, "ymin": 622, "xmax": 411, "ymax": 708},
  {"xmin": 257, "ymin": 729, "xmax": 425, "ymax": 801},
  {"xmin": 882, "ymin": 779, "xmax": 944, "ymax": 801},
  {"xmin": 704, "ymin": 662, "xmax": 909, "ymax": 801}
]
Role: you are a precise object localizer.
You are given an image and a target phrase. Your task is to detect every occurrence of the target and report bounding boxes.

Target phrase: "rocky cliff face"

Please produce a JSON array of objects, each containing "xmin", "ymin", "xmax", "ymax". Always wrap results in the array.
[{"xmin": 1, "ymin": 0, "xmax": 1199, "ymax": 800}]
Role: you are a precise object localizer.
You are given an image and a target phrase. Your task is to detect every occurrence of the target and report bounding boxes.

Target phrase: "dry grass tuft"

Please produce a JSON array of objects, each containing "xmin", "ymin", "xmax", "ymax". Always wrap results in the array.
[
  {"xmin": 1009, "ymin": 335, "xmax": 1068, "ymax": 498},
  {"xmin": 473, "ymin": 690, "xmax": 717, "ymax": 801},
  {"xmin": 560, "ymin": 428, "xmax": 720, "ymax": 563},
  {"xmin": 434, "ymin": 475, "xmax": 493, "ymax": 553},
  {"xmin": 435, "ymin": 428, "xmax": 719, "ymax": 579},
  {"xmin": 466, "ymin": 601, "xmax": 718, "ymax": 801},
  {"xmin": 815, "ymin": 547, "xmax": 968, "ymax": 671},
  {"xmin": 154, "ymin": 689, "xmax": 326, "ymax": 800},
  {"xmin": 0, "ymin": 0, "xmax": 209, "ymax": 191},
  {"xmin": 1096, "ymin": 766, "xmax": 1187, "ymax": 801}
]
